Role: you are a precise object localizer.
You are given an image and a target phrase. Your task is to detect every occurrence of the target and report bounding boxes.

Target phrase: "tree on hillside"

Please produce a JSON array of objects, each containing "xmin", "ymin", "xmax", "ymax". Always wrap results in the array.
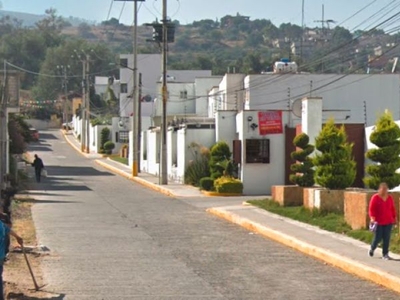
[
  {"xmin": 32, "ymin": 39, "xmax": 117, "ymax": 101},
  {"xmin": 101, "ymin": 17, "xmax": 120, "ymax": 27},
  {"xmin": 279, "ymin": 23, "xmax": 302, "ymax": 40},
  {"xmin": 78, "ymin": 22, "xmax": 95, "ymax": 39},
  {"xmin": 35, "ymin": 8, "xmax": 66, "ymax": 47},
  {"xmin": 0, "ymin": 29, "xmax": 47, "ymax": 88}
]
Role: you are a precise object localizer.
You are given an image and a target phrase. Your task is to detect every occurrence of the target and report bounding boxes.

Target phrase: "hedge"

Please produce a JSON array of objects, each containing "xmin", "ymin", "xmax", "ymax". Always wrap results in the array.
[{"xmin": 214, "ymin": 176, "xmax": 243, "ymax": 194}]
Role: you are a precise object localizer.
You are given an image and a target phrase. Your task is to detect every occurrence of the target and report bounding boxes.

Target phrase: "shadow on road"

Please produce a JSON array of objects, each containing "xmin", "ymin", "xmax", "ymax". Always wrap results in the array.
[
  {"xmin": 26, "ymin": 166, "xmax": 113, "ymax": 192},
  {"xmin": 18, "ymin": 199, "xmax": 80, "ymax": 204},
  {"xmin": 38, "ymin": 133, "xmax": 58, "ymax": 140},
  {"xmin": 45, "ymin": 166, "xmax": 114, "ymax": 177},
  {"xmin": 29, "ymin": 145, "xmax": 53, "ymax": 152},
  {"xmin": 7, "ymin": 292, "xmax": 65, "ymax": 300}
]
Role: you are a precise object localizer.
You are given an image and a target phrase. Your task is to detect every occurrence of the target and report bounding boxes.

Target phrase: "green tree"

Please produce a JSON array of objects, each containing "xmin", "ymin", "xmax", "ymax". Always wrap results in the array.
[
  {"xmin": 290, "ymin": 133, "xmax": 315, "ymax": 187},
  {"xmin": 313, "ymin": 119, "xmax": 356, "ymax": 189},
  {"xmin": 32, "ymin": 39, "xmax": 117, "ymax": 101},
  {"xmin": 365, "ymin": 111, "xmax": 400, "ymax": 189},
  {"xmin": 35, "ymin": 8, "xmax": 66, "ymax": 48},
  {"xmin": 209, "ymin": 141, "xmax": 231, "ymax": 179}
]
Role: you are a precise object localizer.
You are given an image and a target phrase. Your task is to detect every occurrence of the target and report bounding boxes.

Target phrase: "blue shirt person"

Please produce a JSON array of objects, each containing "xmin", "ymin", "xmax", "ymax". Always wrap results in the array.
[{"xmin": 0, "ymin": 221, "xmax": 23, "ymax": 300}]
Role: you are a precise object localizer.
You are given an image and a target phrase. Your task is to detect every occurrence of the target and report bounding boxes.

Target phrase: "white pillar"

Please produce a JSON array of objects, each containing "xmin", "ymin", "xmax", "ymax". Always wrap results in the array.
[
  {"xmin": 129, "ymin": 130, "xmax": 133, "ymax": 168},
  {"xmin": 302, "ymin": 97, "xmax": 322, "ymax": 146}
]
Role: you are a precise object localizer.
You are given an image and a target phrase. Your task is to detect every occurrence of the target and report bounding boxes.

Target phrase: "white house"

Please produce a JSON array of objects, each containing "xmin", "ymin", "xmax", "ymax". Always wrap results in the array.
[
  {"xmin": 208, "ymin": 73, "xmax": 245, "ymax": 118},
  {"xmin": 119, "ymin": 54, "xmax": 162, "ymax": 117},
  {"xmin": 244, "ymin": 74, "xmax": 400, "ymax": 126},
  {"xmin": 94, "ymin": 76, "xmax": 120, "ymax": 101}
]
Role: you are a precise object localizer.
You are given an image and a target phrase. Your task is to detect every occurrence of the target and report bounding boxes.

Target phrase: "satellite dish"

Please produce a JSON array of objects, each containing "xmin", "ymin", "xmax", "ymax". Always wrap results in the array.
[
  {"xmin": 142, "ymin": 95, "xmax": 152, "ymax": 102},
  {"xmin": 292, "ymin": 98, "xmax": 302, "ymax": 118}
]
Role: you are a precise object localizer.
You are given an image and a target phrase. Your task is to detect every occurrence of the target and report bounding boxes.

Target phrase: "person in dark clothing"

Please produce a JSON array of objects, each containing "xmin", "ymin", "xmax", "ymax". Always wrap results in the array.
[{"xmin": 32, "ymin": 154, "xmax": 44, "ymax": 183}]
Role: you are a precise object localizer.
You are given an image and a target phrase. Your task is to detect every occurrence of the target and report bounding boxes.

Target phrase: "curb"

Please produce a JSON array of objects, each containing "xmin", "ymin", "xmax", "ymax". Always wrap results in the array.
[
  {"xmin": 202, "ymin": 191, "xmax": 243, "ymax": 197},
  {"xmin": 94, "ymin": 159, "xmax": 175, "ymax": 198},
  {"xmin": 206, "ymin": 207, "xmax": 400, "ymax": 295}
]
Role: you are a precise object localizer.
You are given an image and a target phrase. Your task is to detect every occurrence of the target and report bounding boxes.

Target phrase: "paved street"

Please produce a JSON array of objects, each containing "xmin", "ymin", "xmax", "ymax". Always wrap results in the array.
[{"xmin": 27, "ymin": 131, "xmax": 399, "ymax": 300}]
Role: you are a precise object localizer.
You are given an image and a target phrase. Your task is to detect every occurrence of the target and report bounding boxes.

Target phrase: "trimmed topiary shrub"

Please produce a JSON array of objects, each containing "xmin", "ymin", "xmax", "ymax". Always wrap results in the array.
[
  {"xmin": 313, "ymin": 119, "xmax": 356, "ymax": 190},
  {"xmin": 103, "ymin": 141, "xmax": 115, "ymax": 154},
  {"xmin": 199, "ymin": 177, "xmax": 214, "ymax": 191},
  {"xmin": 289, "ymin": 133, "xmax": 315, "ymax": 187},
  {"xmin": 365, "ymin": 111, "xmax": 400, "ymax": 189},
  {"xmin": 209, "ymin": 141, "xmax": 231, "ymax": 179},
  {"xmin": 100, "ymin": 127, "xmax": 111, "ymax": 150},
  {"xmin": 214, "ymin": 177, "xmax": 243, "ymax": 194}
]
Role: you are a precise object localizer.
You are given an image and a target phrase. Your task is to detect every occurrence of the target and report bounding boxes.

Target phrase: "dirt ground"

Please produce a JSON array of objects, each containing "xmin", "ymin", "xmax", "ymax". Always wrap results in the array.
[{"xmin": 3, "ymin": 197, "xmax": 63, "ymax": 300}]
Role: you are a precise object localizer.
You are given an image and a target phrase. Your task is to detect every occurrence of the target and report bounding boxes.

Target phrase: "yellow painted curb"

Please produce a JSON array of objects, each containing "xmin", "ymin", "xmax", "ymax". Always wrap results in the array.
[
  {"xmin": 207, "ymin": 207, "xmax": 400, "ymax": 295},
  {"xmin": 94, "ymin": 159, "xmax": 175, "ymax": 198},
  {"xmin": 61, "ymin": 130, "xmax": 88, "ymax": 158},
  {"xmin": 202, "ymin": 191, "xmax": 243, "ymax": 197}
]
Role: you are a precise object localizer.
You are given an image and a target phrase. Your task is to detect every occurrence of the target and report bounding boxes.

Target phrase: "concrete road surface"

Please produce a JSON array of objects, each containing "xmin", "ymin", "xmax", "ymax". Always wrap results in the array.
[{"xmin": 27, "ymin": 131, "xmax": 399, "ymax": 299}]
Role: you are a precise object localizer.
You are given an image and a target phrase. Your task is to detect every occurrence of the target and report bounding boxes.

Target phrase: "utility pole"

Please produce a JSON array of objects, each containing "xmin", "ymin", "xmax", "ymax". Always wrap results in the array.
[
  {"xmin": 300, "ymin": 0, "xmax": 305, "ymax": 62},
  {"xmin": 80, "ymin": 58, "xmax": 87, "ymax": 152},
  {"xmin": 0, "ymin": 60, "xmax": 7, "ymax": 190},
  {"xmin": 160, "ymin": 0, "xmax": 168, "ymax": 185},
  {"xmin": 115, "ymin": 0, "xmax": 145, "ymax": 176},
  {"xmin": 75, "ymin": 51, "xmax": 92, "ymax": 153},
  {"xmin": 138, "ymin": 72, "xmax": 142, "ymax": 172},
  {"xmin": 85, "ymin": 56, "xmax": 90, "ymax": 154},
  {"xmin": 132, "ymin": 0, "xmax": 139, "ymax": 176}
]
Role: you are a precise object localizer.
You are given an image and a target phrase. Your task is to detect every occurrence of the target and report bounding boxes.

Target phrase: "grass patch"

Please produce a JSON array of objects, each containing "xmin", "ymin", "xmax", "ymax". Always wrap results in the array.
[
  {"xmin": 110, "ymin": 156, "xmax": 128, "ymax": 165},
  {"xmin": 248, "ymin": 199, "xmax": 400, "ymax": 254}
]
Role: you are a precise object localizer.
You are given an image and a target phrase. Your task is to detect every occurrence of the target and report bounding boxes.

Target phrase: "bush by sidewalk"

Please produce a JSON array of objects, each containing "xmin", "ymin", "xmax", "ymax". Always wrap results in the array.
[{"xmin": 248, "ymin": 199, "xmax": 400, "ymax": 254}]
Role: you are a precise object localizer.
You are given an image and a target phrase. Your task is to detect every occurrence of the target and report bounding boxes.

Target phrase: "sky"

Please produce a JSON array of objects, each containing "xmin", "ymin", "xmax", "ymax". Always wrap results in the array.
[{"xmin": 1, "ymin": 0, "xmax": 397, "ymax": 31}]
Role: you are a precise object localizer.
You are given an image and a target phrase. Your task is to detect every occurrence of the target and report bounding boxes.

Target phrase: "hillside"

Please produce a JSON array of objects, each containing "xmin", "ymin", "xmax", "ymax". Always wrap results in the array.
[
  {"xmin": 0, "ymin": 10, "xmax": 94, "ymax": 27},
  {"xmin": 62, "ymin": 15, "xmax": 399, "ymax": 75}
]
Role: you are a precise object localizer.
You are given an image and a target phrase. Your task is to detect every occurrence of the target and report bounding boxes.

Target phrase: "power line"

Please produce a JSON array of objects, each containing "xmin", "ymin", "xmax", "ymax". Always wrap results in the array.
[{"xmin": 5, "ymin": 61, "xmax": 119, "ymax": 79}]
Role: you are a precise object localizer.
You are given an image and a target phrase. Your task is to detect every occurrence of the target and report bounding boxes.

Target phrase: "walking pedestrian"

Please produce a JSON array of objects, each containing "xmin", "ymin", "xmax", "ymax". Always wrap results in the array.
[
  {"xmin": 368, "ymin": 182, "xmax": 397, "ymax": 260},
  {"xmin": 0, "ymin": 220, "xmax": 23, "ymax": 300},
  {"xmin": 31, "ymin": 154, "xmax": 44, "ymax": 183}
]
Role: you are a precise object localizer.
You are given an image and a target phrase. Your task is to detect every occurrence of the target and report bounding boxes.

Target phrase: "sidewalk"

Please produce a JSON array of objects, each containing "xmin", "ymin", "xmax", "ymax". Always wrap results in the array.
[
  {"xmin": 208, "ymin": 204, "xmax": 400, "ymax": 294},
  {"xmin": 95, "ymin": 157, "xmax": 205, "ymax": 197}
]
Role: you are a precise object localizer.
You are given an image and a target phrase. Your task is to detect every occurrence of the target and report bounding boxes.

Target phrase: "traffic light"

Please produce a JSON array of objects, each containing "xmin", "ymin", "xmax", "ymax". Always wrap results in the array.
[{"xmin": 146, "ymin": 22, "xmax": 176, "ymax": 43}]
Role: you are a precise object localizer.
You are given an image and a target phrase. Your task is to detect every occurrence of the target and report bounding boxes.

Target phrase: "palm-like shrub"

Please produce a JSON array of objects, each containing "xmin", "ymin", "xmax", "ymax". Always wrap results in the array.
[
  {"xmin": 313, "ymin": 119, "xmax": 356, "ymax": 189},
  {"xmin": 289, "ymin": 133, "xmax": 315, "ymax": 187},
  {"xmin": 209, "ymin": 141, "xmax": 231, "ymax": 179},
  {"xmin": 365, "ymin": 111, "xmax": 400, "ymax": 189}
]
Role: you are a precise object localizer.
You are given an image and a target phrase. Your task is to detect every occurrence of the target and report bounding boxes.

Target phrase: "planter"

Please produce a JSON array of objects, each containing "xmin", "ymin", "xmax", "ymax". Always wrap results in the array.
[
  {"xmin": 344, "ymin": 190, "xmax": 375, "ymax": 230},
  {"xmin": 202, "ymin": 191, "xmax": 243, "ymax": 197},
  {"xmin": 344, "ymin": 190, "xmax": 400, "ymax": 230},
  {"xmin": 272, "ymin": 185, "xmax": 303, "ymax": 207},
  {"xmin": 314, "ymin": 189, "xmax": 345, "ymax": 213},
  {"xmin": 303, "ymin": 187, "xmax": 320, "ymax": 210}
]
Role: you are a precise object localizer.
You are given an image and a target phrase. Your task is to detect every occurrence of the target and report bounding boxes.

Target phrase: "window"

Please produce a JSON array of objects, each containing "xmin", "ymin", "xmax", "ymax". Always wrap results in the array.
[
  {"xmin": 246, "ymin": 139, "xmax": 270, "ymax": 164},
  {"xmin": 180, "ymin": 90, "xmax": 188, "ymax": 99},
  {"xmin": 118, "ymin": 131, "xmax": 129, "ymax": 143},
  {"xmin": 120, "ymin": 84, "xmax": 128, "ymax": 93},
  {"xmin": 120, "ymin": 58, "xmax": 128, "ymax": 68}
]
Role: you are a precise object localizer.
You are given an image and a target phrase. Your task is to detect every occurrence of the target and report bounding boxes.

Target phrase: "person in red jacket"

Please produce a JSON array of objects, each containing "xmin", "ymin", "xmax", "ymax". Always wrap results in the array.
[{"xmin": 368, "ymin": 182, "xmax": 397, "ymax": 260}]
